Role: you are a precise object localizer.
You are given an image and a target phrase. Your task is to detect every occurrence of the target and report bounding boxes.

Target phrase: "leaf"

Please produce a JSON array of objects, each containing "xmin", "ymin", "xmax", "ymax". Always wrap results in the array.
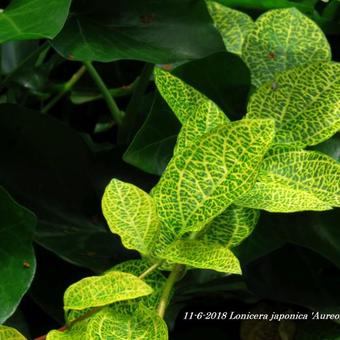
[
  {"xmin": 154, "ymin": 67, "xmax": 228, "ymax": 126},
  {"xmin": 160, "ymin": 240, "xmax": 241, "ymax": 274},
  {"xmin": 0, "ymin": 325, "xmax": 26, "ymax": 340},
  {"xmin": 64, "ymin": 271, "xmax": 153, "ymax": 310},
  {"xmin": 310, "ymin": 133, "xmax": 340, "ymax": 162},
  {"xmin": 51, "ymin": 0, "xmax": 224, "ymax": 63},
  {"xmin": 242, "ymin": 8, "xmax": 331, "ymax": 87},
  {"xmin": 246, "ymin": 62, "xmax": 340, "ymax": 149},
  {"xmin": 0, "ymin": 187, "xmax": 36, "ymax": 324},
  {"xmin": 236, "ymin": 151, "xmax": 340, "ymax": 212},
  {"xmin": 111, "ymin": 260, "xmax": 167, "ymax": 310},
  {"xmin": 87, "ymin": 305, "xmax": 168, "ymax": 340},
  {"xmin": 200, "ymin": 205, "xmax": 259, "ymax": 248},
  {"xmin": 207, "ymin": 1, "xmax": 254, "ymax": 55},
  {"xmin": 152, "ymin": 119, "xmax": 275, "ymax": 236},
  {"xmin": 102, "ymin": 179, "xmax": 160, "ymax": 255},
  {"xmin": 46, "ymin": 320, "xmax": 88, "ymax": 340},
  {"xmin": 123, "ymin": 93, "xmax": 181, "ymax": 176},
  {"xmin": 0, "ymin": 0, "xmax": 71, "ymax": 44},
  {"xmin": 173, "ymin": 51, "xmax": 251, "ymax": 120},
  {"xmin": 0, "ymin": 104, "xmax": 132, "ymax": 272}
]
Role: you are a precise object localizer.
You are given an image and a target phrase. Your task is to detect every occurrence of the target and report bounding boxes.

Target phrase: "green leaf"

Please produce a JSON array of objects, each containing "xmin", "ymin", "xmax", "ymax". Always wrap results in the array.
[
  {"xmin": 0, "ymin": 104, "xmax": 130, "ymax": 272},
  {"xmin": 87, "ymin": 305, "xmax": 168, "ymax": 340},
  {"xmin": 0, "ymin": 0, "xmax": 71, "ymax": 44},
  {"xmin": 242, "ymin": 8, "xmax": 331, "ymax": 87},
  {"xmin": 154, "ymin": 67, "xmax": 228, "ymax": 126},
  {"xmin": 0, "ymin": 325, "xmax": 26, "ymax": 340},
  {"xmin": 200, "ymin": 205, "xmax": 259, "ymax": 248},
  {"xmin": 310, "ymin": 133, "xmax": 340, "ymax": 162},
  {"xmin": 152, "ymin": 119, "xmax": 275, "ymax": 236},
  {"xmin": 160, "ymin": 240, "xmax": 241, "ymax": 274},
  {"xmin": 247, "ymin": 62, "xmax": 340, "ymax": 148},
  {"xmin": 52, "ymin": 0, "xmax": 224, "ymax": 63},
  {"xmin": 64, "ymin": 271, "xmax": 153, "ymax": 310},
  {"xmin": 207, "ymin": 1, "xmax": 254, "ymax": 55},
  {"xmin": 0, "ymin": 187, "xmax": 36, "ymax": 324},
  {"xmin": 102, "ymin": 179, "xmax": 160, "ymax": 255},
  {"xmin": 123, "ymin": 93, "xmax": 181, "ymax": 176},
  {"xmin": 111, "ymin": 260, "xmax": 167, "ymax": 310},
  {"xmin": 236, "ymin": 151, "xmax": 340, "ymax": 212}
]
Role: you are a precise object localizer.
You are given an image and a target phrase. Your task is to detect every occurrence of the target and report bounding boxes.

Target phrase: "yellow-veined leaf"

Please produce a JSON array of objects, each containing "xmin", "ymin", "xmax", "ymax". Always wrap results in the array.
[
  {"xmin": 242, "ymin": 8, "xmax": 331, "ymax": 87},
  {"xmin": 247, "ymin": 62, "xmax": 340, "ymax": 149},
  {"xmin": 200, "ymin": 205, "xmax": 259, "ymax": 247},
  {"xmin": 207, "ymin": 1, "xmax": 254, "ymax": 55},
  {"xmin": 0, "ymin": 325, "xmax": 26, "ymax": 340},
  {"xmin": 64, "ymin": 271, "xmax": 153, "ymax": 310},
  {"xmin": 236, "ymin": 151, "xmax": 340, "ymax": 212},
  {"xmin": 152, "ymin": 119, "xmax": 275, "ymax": 236},
  {"xmin": 160, "ymin": 239, "xmax": 241, "ymax": 274},
  {"xmin": 102, "ymin": 179, "xmax": 160, "ymax": 255},
  {"xmin": 87, "ymin": 305, "xmax": 168, "ymax": 340}
]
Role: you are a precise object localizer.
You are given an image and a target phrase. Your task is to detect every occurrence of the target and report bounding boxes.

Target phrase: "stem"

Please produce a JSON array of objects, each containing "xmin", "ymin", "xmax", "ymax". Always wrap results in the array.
[
  {"xmin": 83, "ymin": 61, "xmax": 123, "ymax": 125},
  {"xmin": 42, "ymin": 65, "xmax": 86, "ymax": 113},
  {"xmin": 157, "ymin": 264, "xmax": 186, "ymax": 318},
  {"xmin": 138, "ymin": 260, "xmax": 163, "ymax": 280},
  {"xmin": 118, "ymin": 63, "xmax": 153, "ymax": 143},
  {"xmin": 0, "ymin": 42, "xmax": 49, "ymax": 90}
]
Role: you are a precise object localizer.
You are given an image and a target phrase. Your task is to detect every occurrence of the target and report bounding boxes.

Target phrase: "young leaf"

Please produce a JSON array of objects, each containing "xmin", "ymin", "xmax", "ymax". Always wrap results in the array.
[
  {"xmin": 64, "ymin": 271, "xmax": 153, "ymax": 310},
  {"xmin": 46, "ymin": 320, "xmax": 88, "ymax": 340},
  {"xmin": 200, "ymin": 205, "xmax": 259, "ymax": 248},
  {"xmin": 0, "ymin": 0, "xmax": 71, "ymax": 44},
  {"xmin": 247, "ymin": 62, "xmax": 340, "ymax": 149},
  {"xmin": 242, "ymin": 8, "xmax": 331, "ymax": 87},
  {"xmin": 236, "ymin": 151, "xmax": 340, "ymax": 212},
  {"xmin": 0, "ymin": 325, "xmax": 26, "ymax": 339},
  {"xmin": 108, "ymin": 259, "xmax": 167, "ymax": 309},
  {"xmin": 207, "ymin": 1, "xmax": 254, "ymax": 55},
  {"xmin": 154, "ymin": 67, "xmax": 228, "ymax": 125},
  {"xmin": 160, "ymin": 239, "xmax": 241, "ymax": 274},
  {"xmin": 102, "ymin": 179, "xmax": 160, "ymax": 255},
  {"xmin": 87, "ymin": 305, "xmax": 168, "ymax": 340},
  {"xmin": 152, "ymin": 119, "xmax": 275, "ymax": 236}
]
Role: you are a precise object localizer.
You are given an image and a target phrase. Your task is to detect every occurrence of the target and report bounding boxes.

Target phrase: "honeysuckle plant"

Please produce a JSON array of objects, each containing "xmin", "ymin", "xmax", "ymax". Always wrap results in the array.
[{"xmin": 1, "ymin": 1, "xmax": 339, "ymax": 339}]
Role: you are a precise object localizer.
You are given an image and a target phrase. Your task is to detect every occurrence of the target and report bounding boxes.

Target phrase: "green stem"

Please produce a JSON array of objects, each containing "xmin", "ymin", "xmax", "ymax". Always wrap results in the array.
[
  {"xmin": 0, "ymin": 41, "xmax": 49, "ymax": 90},
  {"xmin": 118, "ymin": 63, "xmax": 154, "ymax": 143},
  {"xmin": 157, "ymin": 264, "xmax": 186, "ymax": 318},
  {"xmin": 83, "ymin": 61, "xmax": 123, "ymax": 125},
  {"xmin": 138, "ymin": 260, "xmax": 163, "ymax": 280},
  {"xmin": 42, "ymin": 65, "xmax": 87, "ymax": 113}
]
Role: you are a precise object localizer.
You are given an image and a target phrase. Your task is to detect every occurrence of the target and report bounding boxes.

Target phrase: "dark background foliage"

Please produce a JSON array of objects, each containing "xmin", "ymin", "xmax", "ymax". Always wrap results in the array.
[{"xmin": 0, "ymin": 0, "xmax": 339, "ymax": 339}]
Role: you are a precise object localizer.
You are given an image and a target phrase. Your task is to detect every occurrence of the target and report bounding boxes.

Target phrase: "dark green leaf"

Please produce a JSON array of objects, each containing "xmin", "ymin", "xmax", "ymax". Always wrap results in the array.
[
  {"xmin": 0, "ymin": 0, "xmax": 71, "ymax": 44},
  {"xmin": 0, "ymin": 186, "xmax": 36, "ymax": 323},
  {"xmin": 123, "ymin": 93, "xmax": 181, "ymax": 175},
  {"xmin": 173, "ymin": 51, "xmax": 251, "ymax": 120},
  {"xmin": 51, "ymin": 0, "xmax": 224, "ymax": 63},
  {"xmin": 0, "ymin": 104, "xmax": 135, "ymax": 272}
]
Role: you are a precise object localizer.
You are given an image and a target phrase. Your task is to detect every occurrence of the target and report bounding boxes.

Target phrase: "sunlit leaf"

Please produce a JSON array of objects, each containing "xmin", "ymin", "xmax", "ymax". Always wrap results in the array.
[{"xmin": 0, "ymin": 325, "xmax": 26, "ymax": 339}]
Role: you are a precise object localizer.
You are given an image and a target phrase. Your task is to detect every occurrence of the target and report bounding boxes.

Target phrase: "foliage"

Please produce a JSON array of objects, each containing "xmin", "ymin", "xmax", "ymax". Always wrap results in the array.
[{"xmin": 0, "ymin": 0, "xmax": 339, "ymax": 339}]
